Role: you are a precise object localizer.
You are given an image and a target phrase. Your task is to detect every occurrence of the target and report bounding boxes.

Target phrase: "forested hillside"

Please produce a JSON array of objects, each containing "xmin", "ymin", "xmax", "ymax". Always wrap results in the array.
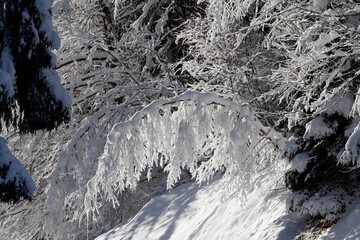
[{"xmin": 0, "ymin": 0, "xmax": 360, "ymax": 239}]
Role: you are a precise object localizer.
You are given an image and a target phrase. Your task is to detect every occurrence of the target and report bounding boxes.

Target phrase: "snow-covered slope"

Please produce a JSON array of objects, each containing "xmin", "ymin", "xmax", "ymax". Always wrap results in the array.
[{"xmin": 96, "ymin": 162, "xmax": 309, "ymax": 240}]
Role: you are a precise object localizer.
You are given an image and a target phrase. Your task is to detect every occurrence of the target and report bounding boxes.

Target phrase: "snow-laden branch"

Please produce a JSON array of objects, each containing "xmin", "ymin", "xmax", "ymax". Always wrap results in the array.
[
  {"xmin": 0, "ymin": 138, "xmax": 35, "ymax": 202},
  {"xmin": 84, "ymin": 91, "xmax": 281, "ymax": 215},
  {"xmin": 56, "ymin": 51, "xmax": 113, "ymax": 69}
]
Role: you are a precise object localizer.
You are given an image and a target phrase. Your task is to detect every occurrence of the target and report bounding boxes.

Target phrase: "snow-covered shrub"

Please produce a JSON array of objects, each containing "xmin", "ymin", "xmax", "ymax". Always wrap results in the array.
[
  {"xmin": 286, "ymin": 177, "xmax": 360, "ymax": 221},
  {"xmin": 178, "ymin": 0, "xmax": 360, "ymax": 220},
  {"xmin": 84, "ymin": 91, "xmax": 280, "ymax": 225},
  {"xmin": 44, "ymin": 84, "xmax": 172, "ymax": 239},
  {"xmin": 44, "ymin": 1, "xmax": 281, "ymax": 238},
  {"xmin": 45, "ymin": 91, "xmax": 281, "ymax": 239},
  {"xmin": 252, "ymin": 0, "xmax": 360, "ymax": 219},
  {"xmin": 174, "ymin": 0, "xmax": 282, "ymax": 116},
  {"xmin": 43, "ymin": 0, "xmax": 204, "ymax": 238}
]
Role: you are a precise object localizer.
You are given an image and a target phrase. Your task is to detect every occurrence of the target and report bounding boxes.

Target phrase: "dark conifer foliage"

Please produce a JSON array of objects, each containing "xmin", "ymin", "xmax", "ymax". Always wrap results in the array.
[
  {"xmin": 1, "ymin": 0, "xmax": 71, "ymax": 133},
  {"xmin": 0, "ymin": 137, "xmax": 35, "ymax": 203},
  {"xmin": 285, "ymin": 114, "xmax": 353, "ymax": 192},
  {"xmin": 0, "ymin": 167, "xmax": 32, "ymax": 203},
  {"xmin": 0, "ymin": 6, "xmax": 15, "ymax": 131},
  {"xmin": 0, "ymin": 0, "xmax": 70, "ymax": 203}
]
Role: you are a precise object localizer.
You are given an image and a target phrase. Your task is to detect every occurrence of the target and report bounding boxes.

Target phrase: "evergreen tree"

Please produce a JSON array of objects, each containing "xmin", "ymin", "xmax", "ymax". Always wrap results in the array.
[
  {"xmin": 4, "ymin": 0, "xmax": 70, "ymax": 132},
  {"xmin": 0, "ymin": 0, "xmax": 70, "ymax": 203},
  {"xmin": 0, "ymin": 3, "xmax": 15, "ymax": 130},
  {"xmin": 0, "ymin": 138, "xmax": 35, "ymax": 203}
]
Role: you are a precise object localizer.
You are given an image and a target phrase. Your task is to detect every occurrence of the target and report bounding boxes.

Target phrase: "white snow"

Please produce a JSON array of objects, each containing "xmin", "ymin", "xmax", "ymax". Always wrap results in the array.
[
  {"xmin": 132, "ymin": 0, "xmax": 159, "ymax": 30},
  {"xmin": 35, "ymin": 0, "xmax": 51, "ymax": 12},
  {"xmin": 324, "ymin": 92, "xmax": 353, "ymax": 118},
  {"xmin": 311, "ymin": 92, "xmax": 354, "ymax": 118},
  {"xmin": 287, "ymin": 111, "xmax": 304, "ymax": 131},
  {"xmin": 318, "ymin": 200, "xmax": 360, "ymax": 240},
  {"xmin": 95, "ymin": 160, "xmax": 360, "ymax": 240},
  {"xmin": 155, "ymin": 7, "xmax": 169, "ymax": 35},
  {"xmin": 313, "ymin": 31, "xmax": 338, "ymax": 49},
  {"xmin": 340, "ymin": 121, "xmax": 360, "ymax": 165},
  {"xmin": 0, "ymin": 48, "xmax": 16, "ymax": 100},
  {"xmin": 351, "ymin": 88, "xmax": 360, "ymax": 117},
  {"xmin": 303, "ymin": 115, "xmax": 334, "ymax": 140},
  {"xmin": 40, "ymin": 68, "xmax": 72, "ymax": 108},
  {"xmin": 313, "ymin": 0, "xmax": 329, "ymax": 12},
  {"xmin": 291, "ymin": 152, "xmax": 310, "ymax": 173},
  {"xmin": 35, "ymin": 0, "xmax": 61, "ymax": 49},
  {"xmin": 283, "ymin": 136, "xmax": 302, "ymax": 157},
  {"xmin": 96, "ymin": 162, "xmax": 308, "ymax": 240}
]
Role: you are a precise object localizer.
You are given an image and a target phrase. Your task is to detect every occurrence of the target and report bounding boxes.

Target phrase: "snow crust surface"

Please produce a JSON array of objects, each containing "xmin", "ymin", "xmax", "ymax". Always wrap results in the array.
[
  {"xmin": 96, "ymin": 163, "xmax": 360, "ymax": 240},
  {"xmin": 96, "ymin": 163, "xmax": 308, "ymax": 240}
]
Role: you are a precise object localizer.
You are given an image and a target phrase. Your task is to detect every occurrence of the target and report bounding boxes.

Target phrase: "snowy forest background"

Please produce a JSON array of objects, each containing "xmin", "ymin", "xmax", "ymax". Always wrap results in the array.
[{"xmin": 1, "ymin": 0, "xmax": 360, "ymax": 239}]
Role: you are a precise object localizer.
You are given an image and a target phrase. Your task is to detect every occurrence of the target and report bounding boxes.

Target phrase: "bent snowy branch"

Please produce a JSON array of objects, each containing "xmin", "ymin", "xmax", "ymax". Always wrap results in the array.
[{"xmin": 84, "ymin": 91, "xmax": 281, "ymax": 217}]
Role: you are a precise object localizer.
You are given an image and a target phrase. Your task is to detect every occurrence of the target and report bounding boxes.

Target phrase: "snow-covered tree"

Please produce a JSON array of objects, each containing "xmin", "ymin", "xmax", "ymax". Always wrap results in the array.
[
  {"xmin": 245, "ymin": 0, "xmax": 360, "ymax": 219},
  {"xmin": 4, "ymin": 0, "xmax": 71, "ymax": 132},
  {"xmin": 172, "ymin": 0, "xmax": 360, "ymax": 220},
  {"xmin": 0, "ymin": 138, "xmax": 36, "ymax": 203},
  {"xmin": 0, "ymin": 0, "xmax": 70, "ymax": 203},
  {"xmin": 42, "ymin": 1, "xmax": 211, "ymax": 238}
]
